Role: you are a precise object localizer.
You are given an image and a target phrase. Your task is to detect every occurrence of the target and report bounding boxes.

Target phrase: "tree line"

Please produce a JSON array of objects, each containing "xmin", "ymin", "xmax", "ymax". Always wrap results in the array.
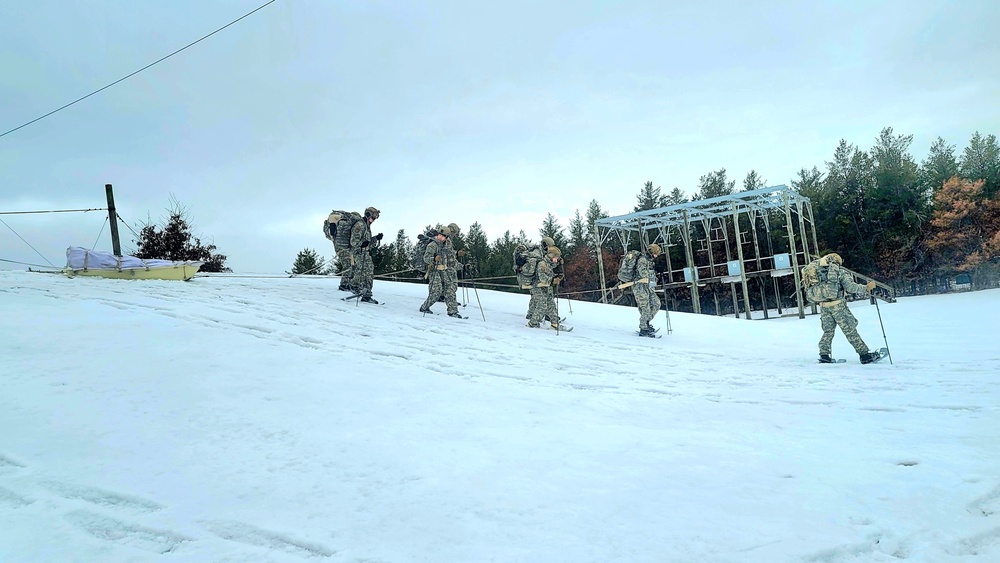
[{"xmin": 287, "ymin": 127, "xmax": 999, "ymax": 298}]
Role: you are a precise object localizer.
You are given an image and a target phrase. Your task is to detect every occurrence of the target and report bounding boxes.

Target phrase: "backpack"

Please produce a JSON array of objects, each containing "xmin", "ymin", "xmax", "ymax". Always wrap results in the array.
[
  {"xmin": 801, "ymin": 259, "xmax": 839, "ymax": 303},
  {"xmin": 617, "ymin": 250, "xmax": 641, "ymax": 284},
  {"xmin": 412, "ymin": 231, "xmax": 436, "ymax": 273},
  {"xmin": 513, "ymin": 244, "xmax": 542, "ymax": 288},
  {"xmin": 323, "ymin": 210, "xmax": 362, "ymax": 252}
]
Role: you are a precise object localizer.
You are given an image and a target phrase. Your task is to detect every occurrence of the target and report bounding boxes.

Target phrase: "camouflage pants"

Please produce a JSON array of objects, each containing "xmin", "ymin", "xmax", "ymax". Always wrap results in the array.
[
  {"xmin": 634, "ymin": 283, "xmax": 661, "ymax": 330},
  {"xmin": 348, "ymin": 250, "xmax": 374, "ymax": 297},
  {"xmin": 819, "ymin": 301, "xmax": 869, "ymax": 355},
  {"xmin": 527, "ymin": 286, "xmax": 558, "ymax": 326},
  {"xmin": 421, "ymin": 270, "xmax": 459, "ymax": 314},
  {"xmin": 336, "ymin": 248, "xmax": 353, "ymax": 287}
]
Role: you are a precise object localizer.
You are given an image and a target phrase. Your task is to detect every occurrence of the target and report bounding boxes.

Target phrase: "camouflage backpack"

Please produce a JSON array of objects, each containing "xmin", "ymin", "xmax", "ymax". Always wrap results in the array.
[
  {"xmin": 513, "ymin": 244, "xmax": 543, "ymax": 288},
  {"xmin": 323, "ymin": 210, "xmax": 363, "ymax": 253},
  {"xmin": 412, "ymin": 228, "xmax": 438, "ymax": 273},
  {"xmin": 617, "ymin": 250, "xmax": 642, "ymax": 284},
  {"xmin": 801, "ymin": 259, "xmax": 839, "ymax": 303}
]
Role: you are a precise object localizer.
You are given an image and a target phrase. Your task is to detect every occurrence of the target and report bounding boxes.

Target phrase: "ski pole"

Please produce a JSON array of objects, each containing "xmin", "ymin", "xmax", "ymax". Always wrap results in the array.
[
  {"xmin": 871, "ymin": 291, "xmax": 892, "ymax": 364},
  {"xmin": 471, "ymin": 278, "xmax": 486, "ymax": 321}
]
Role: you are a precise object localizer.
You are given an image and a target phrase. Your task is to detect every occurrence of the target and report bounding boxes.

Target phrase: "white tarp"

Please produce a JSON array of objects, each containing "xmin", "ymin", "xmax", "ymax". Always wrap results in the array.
[{"xmin": 65, "ymin": 246, "xmax": 202, "ymax": 271}]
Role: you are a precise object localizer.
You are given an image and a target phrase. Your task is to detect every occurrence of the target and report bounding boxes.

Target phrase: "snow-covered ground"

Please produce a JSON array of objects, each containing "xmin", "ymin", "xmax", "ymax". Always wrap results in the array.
[{"xmin": 1, "ymin": 270, "xmax": 998, "ymax": 562}]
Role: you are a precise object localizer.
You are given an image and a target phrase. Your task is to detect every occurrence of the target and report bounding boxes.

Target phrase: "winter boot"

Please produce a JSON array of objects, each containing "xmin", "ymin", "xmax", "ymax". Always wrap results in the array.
[
  {"xmin": 447, "ymin": 311, "xmax": 464, "ymax": 319},
  {"xmin": 859, "ymin": 351, "xmax": 880, "ymax": 364},
  {"xmin": 550, "ymin": 322, "xmax": 569, "ymax": 331},
  {"xmin": 819, "ymin": 354, "xmax": 835, "ymax": 364},
  {"xmin": 527, "ymin": 321, "xmax": 541, "ymax": 328},
  {"xmin": 419, "ymin": 306, "xmax": 433, "ymax": 314},
  {"xmin": 638, "ymin": 327, "xmax": 656, "ymax": 337},
  {"xmin": 361, "ymin": 295, "xmax": 379, "ymax": 304}
]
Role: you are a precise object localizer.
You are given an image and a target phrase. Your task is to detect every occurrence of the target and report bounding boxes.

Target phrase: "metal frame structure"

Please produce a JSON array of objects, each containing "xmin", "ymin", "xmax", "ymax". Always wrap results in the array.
[{"xmin": 594, "ymin": 185, "xmax": 820, "ymax": 319}]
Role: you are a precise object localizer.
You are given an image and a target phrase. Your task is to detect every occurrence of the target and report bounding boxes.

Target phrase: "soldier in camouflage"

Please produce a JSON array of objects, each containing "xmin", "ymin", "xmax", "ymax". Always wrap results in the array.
[
  {"xmin": 526, "ymin": 246, "xmax": 569, "ymax": 331},
  {"xmin": 634, "ymin": 244, "xmax": 662, "ymax": 337},
  {"xmin": 348, "ymin": 206, "xmax": 382, "ymax": 303},
  {"xmin": 419, "ymin": 225, "xmax": 463, "ymax": 318},
  {"xmin": 814, "ymin": 253, "xmax": 879, "ymax": 363}
]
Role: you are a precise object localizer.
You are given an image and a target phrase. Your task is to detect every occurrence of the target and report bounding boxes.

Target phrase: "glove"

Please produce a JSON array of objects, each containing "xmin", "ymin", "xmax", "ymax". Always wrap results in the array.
[
  {"xmin": 515, "ymin": 256, "xmax": 527, "ymax": 267},
  {"xmin": 866, "ymin": 280, "xmax": 876, "ymax": 291},
  {"xmin": 552, "ymin": 276, "xmax": 562, "ymax": 286},
  {"xmin": 373, "ymin": 233, "xmax": 384, "ymax": 241},
  {"xmin": 360, "ymin": 240, "xmax": 370, "ymax": 248},
  {"xmin": 457, "ymin": 249, "xmax": 466, "ymax": 257},
  {"xmin": 435, "ymin": 255, "xmax": 443, "ymax": 263}
]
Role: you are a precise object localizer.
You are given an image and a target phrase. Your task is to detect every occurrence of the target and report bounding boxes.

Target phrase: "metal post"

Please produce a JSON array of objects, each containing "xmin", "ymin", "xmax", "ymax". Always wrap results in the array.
[
  {"xmin": 732, "ymin": 202, "xmax": 752, "ymax": 320},
  {"xmin": 682, "ymin": 209, "xmax": 700, "ymax": 314},
  {"xmin": 105, "ymin": 184, "xmax": 121, "ymax": 256},
  {"xmin": 783, "ymin": 192, "xmax": 805, "ymax": 319},
  {"xmin": 594, "ymin": 224, "xmax": 608, "ymax": 304}
]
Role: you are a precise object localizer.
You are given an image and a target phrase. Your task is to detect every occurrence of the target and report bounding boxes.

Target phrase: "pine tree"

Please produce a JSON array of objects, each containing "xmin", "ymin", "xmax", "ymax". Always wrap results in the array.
[
  {"xmin": 288, "ymin": 248, "xmax": 326, "ymax": 275},
  {"xmin": 920, "ymin": 137, "xmax": 959, "ymax": 196},
  {"xmin": 868, "ymin": 127, "xmax": 928, "ymax": 279},
  {"xmin": 539, "ymin": 213, "xmax": 568, "ymax": 250},
  {"xmin": 566, "ymin": 209, "xmax": 588, "ymax": 257},
  {"xmin": 692, "ymin": 169, "xmax": 735, "ymax": 200},
  {"xmin": 634, "ymin": 181, "xmax": 665, "ymax": 211},
  {"xmin": 742, "ymin": 170, "xmax": 766, "ymax": 192},
  {"xmin": 132, "ymin": 198, "xmax": 230, "ymax": 272},
  {"xmin": 462, "ymin": 222, "xmax": 491, "ymax": 280},
  {"xmin": 959, "ymin": 132, "xmax": 1000, "ymax": 198},
  {"xmin": 663, "ymin": 187, "xmax": 688, "ymax": 206}
]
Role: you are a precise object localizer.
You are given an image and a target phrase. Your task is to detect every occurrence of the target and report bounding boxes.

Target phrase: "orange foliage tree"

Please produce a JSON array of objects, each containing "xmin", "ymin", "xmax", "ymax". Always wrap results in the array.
[{"xmin": 926, "ymin": 177, "xmax": 1000, "ymax": 282}]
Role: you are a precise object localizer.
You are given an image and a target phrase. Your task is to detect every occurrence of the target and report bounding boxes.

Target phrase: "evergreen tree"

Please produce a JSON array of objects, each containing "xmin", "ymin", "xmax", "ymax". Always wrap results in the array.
[
  {"xmin": 634, "ymin": 181, "xmax": 665, "ymax": 211},
  {"xmin": 742, "ymin": 170, "xmax": 767, "ymax": 192},
  {"xmin": 484, "ymin": 230, "xmax": 520, "ymax": 292},
  {"xmin": 868, "ymin": 127, "xmax": 928, "ymax": 279},
  {"xmin": 920, "ymin": 137, "xmax": 959, "ymax": 196},
  {"xmin": 132, "ymin": 198, "xmax": 230, "ymax": 272},
  {"xmin": 288, "ymin": 248, "xmax": 326, "ymax": 275},
  {"xmin": 462, "ymin": 222, "xmax": 491, "ymax": 280},
  {"xmin": 819, "ymin": 140, "xmax": 877, "ymax": 269},
  {"xmin": 663, "ymin": 187, "xmax": 688, "ymax": 206},
  {"xmin": 539, "ymin": 213, "xmax": 568, "ymax": 251},
  {"xmin": 959, "ymin": 131, "xmax": 1000, "ymax": 198},
  {"xmin": 388, "ymin": 229, "xmax": 413, "ymax": 274},
  {"xmin": 566, "ymin": 209, "xmax": 588, "ymax": 257},
  {"xmin": 692, "ymin": 168, "xmax": 735, "ymax": 200}
]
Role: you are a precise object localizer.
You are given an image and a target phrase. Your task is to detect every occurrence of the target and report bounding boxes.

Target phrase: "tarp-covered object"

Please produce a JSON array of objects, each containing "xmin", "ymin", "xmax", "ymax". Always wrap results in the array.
[{"xmin": 64, "ymin": 247, "xmax": 203, "ymax": 281}]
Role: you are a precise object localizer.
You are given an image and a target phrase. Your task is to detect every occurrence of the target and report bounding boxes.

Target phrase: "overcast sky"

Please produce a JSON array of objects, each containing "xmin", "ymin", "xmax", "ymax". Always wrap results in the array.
[{"xmin": 2, "ymin": 0, "xmax": 998, "ymax": 273}]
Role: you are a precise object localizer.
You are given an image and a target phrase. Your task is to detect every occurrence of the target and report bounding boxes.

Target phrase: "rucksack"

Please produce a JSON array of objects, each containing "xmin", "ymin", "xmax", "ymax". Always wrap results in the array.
[
  {"xmin": 323, "ymin": 210, "xmax": 362, "ymax": 252},
  {"xmin": 412, "ymin": 230, "xmax": 437, "ymax": 273},
  {"xmin": 617, "ymin": 250, "xmax": 641, "ymax": 284},
  {"xmin": 513, "ymin": 244, "xmax": 542, "ymax": 288},
  {"xmin": 801, "ymin": 259, "xmax": 839, "ymax": 303}
]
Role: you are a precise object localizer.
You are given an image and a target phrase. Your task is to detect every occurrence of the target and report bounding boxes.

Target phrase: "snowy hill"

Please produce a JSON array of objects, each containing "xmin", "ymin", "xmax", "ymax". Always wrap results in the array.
[{"xmin": 1, "ymin": 271, "xmax": 998, "ymax": 562}]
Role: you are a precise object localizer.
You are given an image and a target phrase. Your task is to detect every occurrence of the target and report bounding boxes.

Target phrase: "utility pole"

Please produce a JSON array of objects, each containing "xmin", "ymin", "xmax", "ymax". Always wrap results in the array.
[{"xmin": 105, "ymin": 184, "xmax": 121, "ymax": 256}]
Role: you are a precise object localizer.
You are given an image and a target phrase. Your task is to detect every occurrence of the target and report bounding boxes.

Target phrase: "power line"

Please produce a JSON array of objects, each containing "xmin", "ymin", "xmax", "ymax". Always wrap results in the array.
[{"xmin": 1, "ymin": 0, "xmax": 277, "ymax": 139}]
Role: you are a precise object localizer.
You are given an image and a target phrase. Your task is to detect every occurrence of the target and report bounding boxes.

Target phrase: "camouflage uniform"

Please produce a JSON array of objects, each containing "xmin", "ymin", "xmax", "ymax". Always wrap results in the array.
[
  {"xmin": 817, "ymin": 261, "xmax": 871, "ymax": 356},
  {"xmin": 335, "ymin": 248, "xmax": 354, "ymax": 290},
  {"xmin": 348, "ymin": 209, "xmax": 379, "ymax": 299},
  {"xmin": 633, "ymin": 251, "xmax": 661, "ymax": 331},
  {"xmin": 420, "ymin": 235, "xmax": 460, "ymax": 315},
  {"xmin": 526, "ymin": 248, "xmax": 565, "ymax": 329}
]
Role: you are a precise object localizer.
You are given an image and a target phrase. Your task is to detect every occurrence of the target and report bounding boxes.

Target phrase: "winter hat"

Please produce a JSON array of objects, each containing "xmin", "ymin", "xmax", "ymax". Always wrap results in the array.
[
  {"xmin": 824, "ymin": 252, "xmax": 843, "ymax": 265},
  {"xmin": 547, "ymin": 246, "xmax": 562, "ymax": 258},
  {"xmin": 540, "ymin": 236, "xmax": 555, "ymax": 247},
  {"xmin": 447, "ymin": 223, "xmax": 461, "ymax": 236},
  {"xmin": 437, "ymin": 226, "xmax": 452, "ymax": 237},
  {"xmin": 647, "ymin": 243, "xmax": 662, "ymax": 255},
  {"xmin": 364, "ymin": 206, "xmax": 380, "ymax": 219}
]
